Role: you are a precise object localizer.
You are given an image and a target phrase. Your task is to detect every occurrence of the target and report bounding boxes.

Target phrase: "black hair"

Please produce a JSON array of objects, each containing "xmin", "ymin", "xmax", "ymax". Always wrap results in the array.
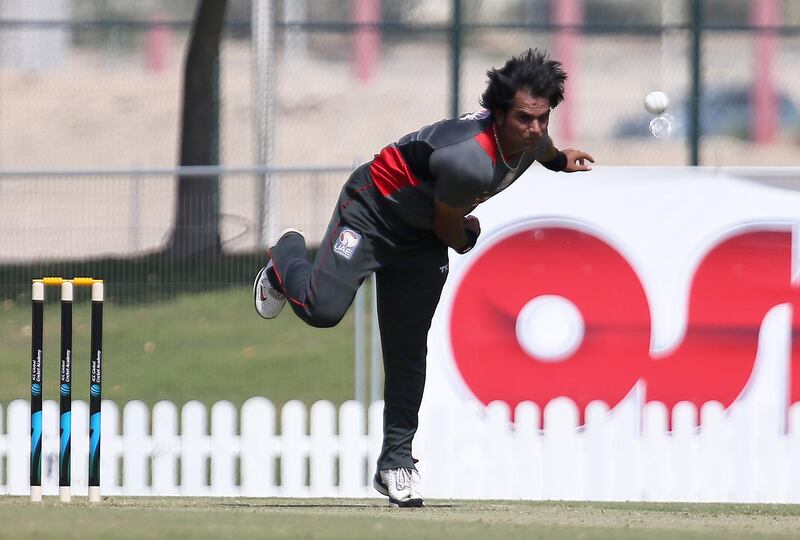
[{"xmin": 479, "ymin": 48, "xmax": 567, "ymax": 113}]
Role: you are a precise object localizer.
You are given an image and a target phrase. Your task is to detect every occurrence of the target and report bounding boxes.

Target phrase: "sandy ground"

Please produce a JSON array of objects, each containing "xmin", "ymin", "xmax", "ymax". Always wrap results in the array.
[{"xmin": 1, "ymin": 35, "xmax": 799, "ymax": 260}]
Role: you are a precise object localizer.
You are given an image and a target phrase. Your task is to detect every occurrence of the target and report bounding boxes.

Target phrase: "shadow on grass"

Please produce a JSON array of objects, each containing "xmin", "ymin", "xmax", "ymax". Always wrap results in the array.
[{"xmin": 222, "ymin": 502, "xmax": 458, "ymax": 509}]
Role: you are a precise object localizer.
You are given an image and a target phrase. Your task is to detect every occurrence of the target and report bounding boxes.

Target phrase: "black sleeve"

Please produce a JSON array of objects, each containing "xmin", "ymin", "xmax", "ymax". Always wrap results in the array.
[{"xmin": 429, "ymin": 143, "xmax": 493, "ymax": 208}]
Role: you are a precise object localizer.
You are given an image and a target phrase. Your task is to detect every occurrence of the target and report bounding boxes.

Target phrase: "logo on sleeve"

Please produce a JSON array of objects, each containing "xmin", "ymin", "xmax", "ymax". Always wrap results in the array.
[{"xmin": 333, "ymin": 228, "xmax": 361, "ymax": 260}]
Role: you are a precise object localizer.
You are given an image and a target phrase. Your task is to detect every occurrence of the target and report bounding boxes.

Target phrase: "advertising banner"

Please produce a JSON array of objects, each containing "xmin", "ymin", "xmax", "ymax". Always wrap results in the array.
[{"xmin": 419, "ymin": 167, "xmax": 800, "ymax": 501}]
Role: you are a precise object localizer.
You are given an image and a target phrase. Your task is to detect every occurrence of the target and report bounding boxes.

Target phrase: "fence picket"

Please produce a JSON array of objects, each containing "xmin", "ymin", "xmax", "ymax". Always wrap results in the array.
[
  {"xmin": 543, "ymin": 397, "xmax": 581, "ymax": 500},
  {"xmin": 100, "ymin": 400, "xmax": 120, "ymax": 495},
  {"xmin": 671, "ymin": 401, "xmax": 699, "ymax": 501},
  {"xmin": 450, "ymin": 401, "xmax": 488, "ymax": 500},
  {"xmin": 181, "ymin": 401, "xmax": 208, "ymax": 496},
  {"xmin": 642, "ymin": 401, "xmax": 669, "ymax": 501},
  {"xmin": 512, "ymin": 401, "xmax": 541, "ymax": 500},
  {"xmin": 281, "ymin": 400, "xmax": 307, "ymax": 497},
  {"xmin": 152, "ymin": 400, "xmax": 179, "ymax": 495},
  {"xmin": 42, "ymin": 400, "xmax": 59, "ymax": 495},
  {"xmin": 485, "ymin": 401, "xmax": 513, "ymax": 500},
  {"xmin": 309, "ymin": 400, "xmax": 336, "ymax": 497},
  {"xmin": 240, "ymin": 397, "xmax": 276, "ymax": 497},
  {"xmin": 210, "ymin": 401, "xmax": 238, "ymax": 496},
  {"xmin": 68, "ymin": 400, "xmax": 89, "ymax": 495},
  {"xmin": 698, "ymin": 401, "xmax": 727, "ymax": 502},
  {"xmin": 584, "ymin": 400, "xmax": 610, "ymax": 501},
  {"xmin": 7, "ymin": 400, "xmax": 28, "ymax": 495},
  {"xmin": 123, "ymin": 401, "xmax": 149, "ymax": 495},
  {"xmin": 339, "ymin": 400, "xmax": 366, "ymax": 497},
  {"xmin": 610, "ymin": 397, "xmax": 640, "ymax": 501},
  {"xmin": 420, "ymin": 401, "xmax": 450, "ymax": 498}
]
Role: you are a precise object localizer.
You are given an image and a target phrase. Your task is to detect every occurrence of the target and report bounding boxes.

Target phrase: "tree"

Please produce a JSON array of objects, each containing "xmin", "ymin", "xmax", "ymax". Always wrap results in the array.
[{"xmin": 167, "ymin": 0, "xmax": 228, "ymax": 258}]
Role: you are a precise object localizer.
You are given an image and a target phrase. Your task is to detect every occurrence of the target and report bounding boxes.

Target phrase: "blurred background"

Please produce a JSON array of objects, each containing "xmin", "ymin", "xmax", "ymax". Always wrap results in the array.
[{"xmin": 1, "ymin": 0, "xmax": 798, "ymax": 410}]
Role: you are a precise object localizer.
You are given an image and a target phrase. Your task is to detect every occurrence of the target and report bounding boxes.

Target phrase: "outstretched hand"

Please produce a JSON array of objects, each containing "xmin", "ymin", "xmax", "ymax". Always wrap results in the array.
[{"xmin": 562, "ymin": 148, "xmax": 595, "ymax": 172}]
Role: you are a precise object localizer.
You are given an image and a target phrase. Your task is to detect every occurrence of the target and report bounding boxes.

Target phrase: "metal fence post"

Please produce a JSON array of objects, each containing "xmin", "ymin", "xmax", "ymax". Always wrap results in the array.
[
  {"xmin": 450, "ymin": 0, "xmax": 462, "ymax": 119},
  {"xmin": 369, "ymin": 273, "xmax": 382, "ymax": 403},
  {"xmin": 253, "ymin": 0, "xmax": 276, "ymax": 246},
  {"xmin": 689, "ymin": 0, "xmax": 703, "ymax": 166},
  {"xmin": 283, "ymin": 0, "xmax": 307, "ymax": 61},
  {"xmin": 354, "ymin": 282, "xmax": 366, "ymax": 405}
]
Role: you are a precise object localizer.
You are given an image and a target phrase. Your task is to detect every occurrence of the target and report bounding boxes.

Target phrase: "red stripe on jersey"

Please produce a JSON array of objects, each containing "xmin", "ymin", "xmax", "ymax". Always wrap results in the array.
[
  {"xmin": 474, "ymin": 125, "xmax": 497, "ymax": 164},
  {"xmin": 370, "ymin": 145, "xmax": 420, "ymax": 197}
]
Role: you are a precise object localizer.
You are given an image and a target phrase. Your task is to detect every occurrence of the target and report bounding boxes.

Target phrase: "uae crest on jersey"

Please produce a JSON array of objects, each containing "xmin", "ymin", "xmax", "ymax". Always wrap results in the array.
[{"xmin": 333, "ymin": 228, "xmax": 361, "ymax": 260}]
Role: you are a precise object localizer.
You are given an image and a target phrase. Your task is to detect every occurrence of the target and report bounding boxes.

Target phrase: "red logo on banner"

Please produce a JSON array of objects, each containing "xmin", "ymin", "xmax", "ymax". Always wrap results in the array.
[{"xmin": 449, "ymin": 225, "xmax": 800, "ymax": 414}]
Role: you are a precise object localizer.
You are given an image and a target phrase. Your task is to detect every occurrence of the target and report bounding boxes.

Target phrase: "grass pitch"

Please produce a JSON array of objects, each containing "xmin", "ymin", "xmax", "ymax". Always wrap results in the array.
[{"xmin": 2, "ymin": 497, "xmax": 800, "ymax": 540}]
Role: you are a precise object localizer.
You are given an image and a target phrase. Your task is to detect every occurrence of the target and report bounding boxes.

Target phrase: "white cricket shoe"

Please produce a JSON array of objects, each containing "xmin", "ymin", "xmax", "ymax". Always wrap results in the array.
[
  {"xmin": 252, "ymin": 229, "xmax": 304, "ymax": 319},
  {"xmin": 252, "ymin": 261, "xmax": 286, "ymax": 319},
  {"xmin": 373, "ymin": 468, "xmax": 424, "ymax": 507}
]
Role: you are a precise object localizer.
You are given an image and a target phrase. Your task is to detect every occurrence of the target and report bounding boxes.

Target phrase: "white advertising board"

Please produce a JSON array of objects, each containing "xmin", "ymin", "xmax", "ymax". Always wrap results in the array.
[{"xmin": 417, "ymin": 167, "xmax": 800, "ymax": 501}]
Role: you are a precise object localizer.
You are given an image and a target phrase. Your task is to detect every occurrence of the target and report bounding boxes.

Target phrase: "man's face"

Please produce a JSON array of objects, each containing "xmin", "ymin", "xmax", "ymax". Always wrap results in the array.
[{"xmin": 495, "ymin": 90, "xmax": 551, "ymax": 154}]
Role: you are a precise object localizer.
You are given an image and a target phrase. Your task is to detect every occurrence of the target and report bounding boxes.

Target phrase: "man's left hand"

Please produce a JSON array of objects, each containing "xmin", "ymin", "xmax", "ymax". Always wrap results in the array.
[{"xmin": 563, "ymin": 148, "xmax": 595, "ymax": 172}]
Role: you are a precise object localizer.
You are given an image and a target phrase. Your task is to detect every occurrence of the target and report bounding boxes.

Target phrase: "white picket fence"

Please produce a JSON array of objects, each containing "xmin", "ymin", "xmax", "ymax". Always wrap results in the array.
[{"xmin": 3, "ymin": 397, "xmax": 800, "ymax": 502}]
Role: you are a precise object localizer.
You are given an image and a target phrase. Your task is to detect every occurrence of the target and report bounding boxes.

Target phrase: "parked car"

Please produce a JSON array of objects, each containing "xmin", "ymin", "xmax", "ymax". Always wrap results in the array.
[{"xmin": 613, "ymin": 85, "xmax": 800, "ymax": 140}]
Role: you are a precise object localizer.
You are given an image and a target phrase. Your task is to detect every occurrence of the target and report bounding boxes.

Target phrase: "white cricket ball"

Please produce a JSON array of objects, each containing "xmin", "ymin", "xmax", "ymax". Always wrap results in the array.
[{"xmin": 644, "ymin": 91, "xmax": 669, "ymax": 115}]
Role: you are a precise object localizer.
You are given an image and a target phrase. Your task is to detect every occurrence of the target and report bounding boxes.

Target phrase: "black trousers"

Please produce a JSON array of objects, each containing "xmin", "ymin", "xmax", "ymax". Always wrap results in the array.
[{"xmin": 270, "ymin": 164, "xmax": 449, "ymax": 471}]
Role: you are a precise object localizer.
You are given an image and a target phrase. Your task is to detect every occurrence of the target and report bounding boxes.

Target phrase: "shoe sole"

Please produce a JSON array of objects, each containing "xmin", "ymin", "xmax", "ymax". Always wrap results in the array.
[
  {"xmin": 372, "ymin": 474, "xmax": 424, "ymax": 508},
  {"xmin": 390, "ymin": 498, "xmax": 424, "ymax": 508}
]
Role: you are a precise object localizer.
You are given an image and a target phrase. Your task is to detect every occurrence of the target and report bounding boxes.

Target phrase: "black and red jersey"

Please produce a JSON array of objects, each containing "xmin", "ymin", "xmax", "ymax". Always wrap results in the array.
[{"xmin": 368, "ymin": 109, "xmax": 536, "ymax": 230}]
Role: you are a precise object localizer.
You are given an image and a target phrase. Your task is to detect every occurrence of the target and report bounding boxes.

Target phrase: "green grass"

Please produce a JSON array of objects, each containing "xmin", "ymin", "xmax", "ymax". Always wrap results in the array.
[
  {"xmin": 2, "ymin": 498, "xmax": 800, "ymax": 540},
  {"xmin": 0, "ymin": 287, "xmax": 360, "ymax": 409}
]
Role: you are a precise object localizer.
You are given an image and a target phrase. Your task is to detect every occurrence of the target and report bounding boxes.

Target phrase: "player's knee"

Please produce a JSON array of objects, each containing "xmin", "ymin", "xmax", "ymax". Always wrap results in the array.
[{"xmin": 305, "ymin": 304, "xmax": 347, "ymax": 328}]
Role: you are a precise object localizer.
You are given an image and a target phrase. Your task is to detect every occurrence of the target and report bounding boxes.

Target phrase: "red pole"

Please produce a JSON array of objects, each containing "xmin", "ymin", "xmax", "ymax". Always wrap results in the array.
[
  {"xmin": 751, "ymin": 0, "xmax": 779, "ymax": 143},
  {"xmin": 353, "ymin": 0, "xmax": 381, "ymax": 83},
  {"xmin": 146, "ymin": 13, "xmax": 171, "ymax": 73},
  {"xmin": 552, "ymin": 0, "xmax": 583, "ymax": 143}
]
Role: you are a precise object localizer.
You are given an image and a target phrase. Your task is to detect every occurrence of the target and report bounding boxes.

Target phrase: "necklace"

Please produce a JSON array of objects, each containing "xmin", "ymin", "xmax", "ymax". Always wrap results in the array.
[{"xmin": 492, "ymin": 123, "xmax": 524, "ymax": 171}]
